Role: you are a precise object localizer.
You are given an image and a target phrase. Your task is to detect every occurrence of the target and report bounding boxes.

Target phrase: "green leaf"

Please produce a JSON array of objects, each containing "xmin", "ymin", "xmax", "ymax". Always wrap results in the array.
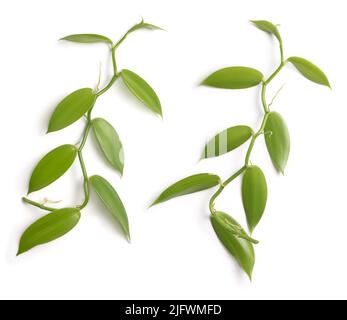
[
  {"xmin": 264, "ymin": 112, "xmax": 290, "ymax": 174},
  {"xmin": 60, "ymin": 34, "xmax": 113, "ymax": 45},
  {"xmin": 140, "ymin": 23, "xmax": 164, "ymax": 31},
  {"xmin": 132, "ymin": 22, "xmax": 164, "ymax": 31},
  {"xmin": 242, "ymin": 166, "xmax": 267, "ymax": 233},
  {"xmin": 48, "ymin": 88, "xmax": 96, "ymax": 133},
  {"xmin": 151, "ymin": 173, "xmax": 221, "ymax": 206},
  {"xmin": 203, "ymin": 126, "xmax": 253, "ymax": 159},
  {"xmin": 89, "ymin": 175, "xmax": 130, "ymax": 241},
  {"xmin": 121, "ymin": 69, "xmax": 162, "ymax": 116},
  {"xmin": 92, "ymin": 118, "xmax": 124, "ymax": 175},
  {"xmin": 202, "ymin": 67, "xmax": 264, "ymax": 89},
  {"xmin": 17, "ymin": 208, "xmax": 80, "ymax": 255},
  {"xmin": 287, "ymin": 56, "xmax": 331, "ymax": 88},
  {"xmin": 28, "ymin": 144, "xmax": 77, "ymax": 194},
  {"xmin": 128, "ymin": 20, "xmax": 165, "ymax": 33},
  {"xmin": 250, "ymin": 20, "xmax": 281, "ymax": 42},
  {"xmin": 211, "ymin": 212, "xmax": 256, "ymax": 280}
]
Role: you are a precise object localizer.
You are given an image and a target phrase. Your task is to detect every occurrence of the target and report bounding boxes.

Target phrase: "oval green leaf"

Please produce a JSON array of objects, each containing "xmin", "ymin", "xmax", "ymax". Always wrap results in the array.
[
  {"xmin": 242, "ymin": 166, "xmax": 267, "ymax": 233},
  {"xmin": 89, "ymin": 175, "xmax": 130, "ymax": 241},
  {"xmin": 151, "ymin": 173, "xmax": 221, "ymax": 207},
  {"xmin": 121, "ymin": 69, "xmax": 162, "ymax": 116},
  {"xmin": 201, "ymin": 67, "xmax": 264, "ymax": 89},
  {"xmin": 264, "ymin": 112, "xmax": 290, "ymax": 174},
  {"xmin": 203, "ymin": 126, "xmax": 254, "ymax": 159},
  {"xmin": 48, "ymin": 88, "xmax": 96, "ymax": 133},
  {"xmin": 17, "ymin": 208, "xmax": 81, "ymax": 255},
  {"xmin": 60, "ymin": 34, "xmax": 113, "ymax": 45},
  {"xmin": 287, "ymin": 56, "xmax": 330, "ymax": 88},
  {"xmin": 211, "ymin": 212, "xmax": 255, "ymax": 280},
  {"xmin": 92, "ymin": 118, "xmax": 124, "ymax": 175},
  {"xmin": 28, "ymin": 144, "xmax": 77, "ymax": 194},
  {"xmin": 251, "ymin": 20, "xmax": 281, "ymax": 42}
]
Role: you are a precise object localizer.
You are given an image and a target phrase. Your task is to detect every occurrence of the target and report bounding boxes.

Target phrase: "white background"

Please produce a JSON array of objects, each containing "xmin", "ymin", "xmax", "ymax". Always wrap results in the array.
[{"xmin": 0, "ymin": 0, "xmax": 345, "ymax": 300}]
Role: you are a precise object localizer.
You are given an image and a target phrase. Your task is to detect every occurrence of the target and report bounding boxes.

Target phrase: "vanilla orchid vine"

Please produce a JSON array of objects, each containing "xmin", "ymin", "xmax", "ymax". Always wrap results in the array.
[
  {"xmin": 151, "ymin": 20, "xmax": 330, "ymax": 279},
  {"xmin": 19, "ymin": 19, "xmax": 164, "ymax": 255}
]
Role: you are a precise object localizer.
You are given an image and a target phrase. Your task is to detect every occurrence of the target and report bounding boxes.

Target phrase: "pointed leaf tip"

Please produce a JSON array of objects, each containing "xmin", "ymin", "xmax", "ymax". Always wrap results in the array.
[
  {"xmin": 17, "ymin": 208, "xmax": 80, "ymax": 255},
  {"xmin": 250, "ymin": 20, "xmax": 282, "ymax": 42},
  {"xmin": 90, "ymin": 175, "xmax": 130, "ymax": 240},
  {"xmin": 120, "ymin": 69, "xmax": 162, "ymax": 116},
  {"xmin": 28, "ymin": 144, "xmax": 78, "ymax": 194},
  {"xmin": 48, "ymin": 88, "xmax": 96, "ymax": 133},
  {"xmin": 287, "ymin": 56, "xmax": 330, "ymax": 88},
  {"xmin": 151, "ymin": 173, "xmax": 221, "ymax": 206},
  {"xmin": 141, "ymin": 22, "xmax": 166, "ymax": 31}
]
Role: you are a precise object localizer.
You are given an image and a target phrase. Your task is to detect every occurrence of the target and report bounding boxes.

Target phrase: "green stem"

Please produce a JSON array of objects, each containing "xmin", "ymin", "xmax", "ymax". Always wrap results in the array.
[
  {"xmin": 261, "ymin": 82, "xmax": 269, "ymax": 113},
  {"xmin": 112, "ymin": 46, "xmax": 117, "ymax": 74},
  {"xmin": 279, "ymin": 40, "xmax": 284, "ymax": 64},
  {"xmin": 24, "ymin": 36, "xmax": 121, "ymax": 213},
  {"xmin": 76, "ymin": 151, "xmax": 89, "ymax": 210},
  {"xmin": 76, "ymin": 40, "xmax": 121, "ymax": 210},
  {"xmin": 22, "ymin": 197, "xmax": 55, "ymax": 212},
  {"xmin": 209, "ymin": 45, "xmax": 285, "ymax": 216},
  {"xmin": 265, "ymin": 62, "xmax": 284, "ymax": 85},
  {"xmin": 73, "ymin": 21, "xmax": 147, "ymax": 209},
  {"xmin": 113, "ymin": 20, "xmax": 143, "ymax": 50},
  {"xmin": 244, "ymin": 62, "xmax": 284, "ymax": 167},
  {"xmin": 76, "ymin": 45, "xmax": 120, "ymax": 209},
  {"xmin": 76, "ymin": 121, "xmax": 91, "ymax": 210},
  {"xmin": 244, "ymin": 112, "xmax": 269, "ymax": 166},
  {"xmin": 96, "ymin": 74, "xmax": 118, "ymax": 97},
  {"xmin": 209, "ymin": 167, "xmax": 246, "ymax": 214},
  {"xmin": 114, "ymin": 31, "xmax": 130, "ymax": 50},
  {"xmin": 79, "ymin": 118, "xmax": 91, "ymax": 150}
]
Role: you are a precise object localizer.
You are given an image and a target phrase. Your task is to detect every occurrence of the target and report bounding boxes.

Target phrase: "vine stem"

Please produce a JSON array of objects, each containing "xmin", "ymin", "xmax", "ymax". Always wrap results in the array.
[
  {"xmin": 209, "ymin": 167, "xmax": 246, "ymax": 214},
  {"xmin": 22, "ymin": 197, "xmax": 56, "ymax": 212},
  {"xmin": 76, "ymin": 45, "xmax": 119, "ymax": 209},
  {"xmin": 74, "ymin": 20, "xmax": 147, "ymax": 209},
  {"xmin": 208, "ymin": 40, "xmax": 285, "ymax": 216},
  {"xmin": 23, "ymin": 33, "xmax": 125, "ymax": 212},
  {"xmin": 76, "ymin": 119, "xmax": 91, "ymax": 210},
  {"xmin": 244, "ymin": 63, "xmax": 284, "ymax": 167}
]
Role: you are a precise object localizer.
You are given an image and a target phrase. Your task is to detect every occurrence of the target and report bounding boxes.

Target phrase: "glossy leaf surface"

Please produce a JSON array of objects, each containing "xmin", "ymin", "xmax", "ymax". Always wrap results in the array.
[
  {"xmin": 203, "ymin": 126, "xmax": 253, "ymax": 159},
  {"xmin": 211, "ymin": 212, "xmax": 255, "ymax": 279},
  {"xmin": 17, "ymin": 208, "xmax": 80, "ymax": 255},
  {"xmin": 151, "ymin": 174, "xmax": 221, "ymax": 206},
  {"xmin": 121, "ymin": 69, "xmax": 162, "ymax": 116},
  {"xmin": 28, "ymin": 144, "xmax": 77, "ymax": 194},
  {"xmin": 60, "ymin": 34, "xmax": 112, "ymax": 45},
  {"xmin": 202, "ymin": 67, "xmax": 264, "ymax": 89},
  {"xmin": 287, "ymin": 57, "xmax": 330, "ymax": 88},
  {"xmin": 48, "ymin": 88, "xmax": 96, "ymax": 133},
  {"xmin": 264, "ymin": 112, "xmax": 290, "ymax": 174},
  {"xmin": 242, "ymin": 166, "xmax": 267, "ymax": 233},
  {"xmin": 251, "ymin": 20, "xmax": 281, "ymax": 41},
  {"xmin": 90, "ymin": 175, "xmax": 130, "ymax": 240},
  {"xmin": 92, "ymin": 118, "xmax": 124, "ymax": 175}
]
